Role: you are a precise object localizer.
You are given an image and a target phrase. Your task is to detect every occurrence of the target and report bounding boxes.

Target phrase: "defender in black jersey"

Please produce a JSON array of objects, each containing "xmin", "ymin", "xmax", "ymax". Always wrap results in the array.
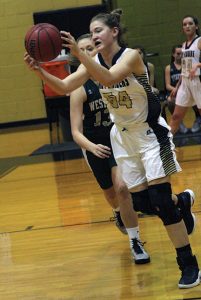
[{"xmin": 82, "ymin": 79, "xmax": 115, "ymax": 189}]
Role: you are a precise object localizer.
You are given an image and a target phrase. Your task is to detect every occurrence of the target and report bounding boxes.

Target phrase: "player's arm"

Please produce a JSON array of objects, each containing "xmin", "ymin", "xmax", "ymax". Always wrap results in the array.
[
  {"xmin": 148, "ymin": 62, "xmax": 159, "ymax": 94},
  {"xmin": 165, "ymin": 65, "xmax": 174, "ymax": 92},
  {"xmin": 24, "ymin": 52, "xmax": 89, "ymax": 95},
  {"xmin": 170, "ymin": 76, "xmax": 182, "ymax": 99},
  {"xmin": 70, "ymin": 87, "xmax": 111, "ymax": 158},
  {"xmin": 198, "ymin": 37, "xmax": 201, "ymax": 51},
  {"xmin": 148, "ymin": 62, "xmax": 155, "ymax": 87},
  {"xmin": 62, "ymin": 32, "xmax": 145, "ymax": 85},
  {"xmin": 78, "ymin": 49, "xmax": 144, "ymax": 86},
  {"xmin": 189, "ymin": 38, "xmax": 201, "ymax": 79}
]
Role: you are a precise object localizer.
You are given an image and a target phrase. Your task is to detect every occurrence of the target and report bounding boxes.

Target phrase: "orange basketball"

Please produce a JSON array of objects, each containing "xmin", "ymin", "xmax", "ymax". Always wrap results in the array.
[{"xmin": 24, "ymin": 23, "xmax": 62, "ymax": 62}]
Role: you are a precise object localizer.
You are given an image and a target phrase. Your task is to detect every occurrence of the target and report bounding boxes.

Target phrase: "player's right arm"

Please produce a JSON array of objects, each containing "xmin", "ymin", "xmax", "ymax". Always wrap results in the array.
[
  {"xmin": 70, "ymin": 87, "xmax": 111, "ymax": 159},
  {"xmin": 165, "ymin": 64, "xmax": 173, "ymax": 92},
  {"xmin": 24, "ymin": 52, "xmax": 89, "ymax": 95}
]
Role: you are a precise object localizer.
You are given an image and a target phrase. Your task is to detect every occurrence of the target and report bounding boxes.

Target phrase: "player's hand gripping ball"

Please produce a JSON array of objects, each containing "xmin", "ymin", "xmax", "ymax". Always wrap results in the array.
[{"xmin": 25, "ymin": 23, "xmax": 62, "ymax": 62}]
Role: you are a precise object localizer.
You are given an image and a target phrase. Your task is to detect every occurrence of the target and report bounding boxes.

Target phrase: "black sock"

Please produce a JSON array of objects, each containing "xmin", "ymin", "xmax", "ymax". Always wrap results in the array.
[
  {"xmin": 192, "ymin": 105, "xmax": 200, "ymax": 118},
  {"xmin": 175, "ymin": 193, "xmax": 183, "ymax": 208},
  {"xmin": 176, "ymin": 244, "xmax": 193, "ymax": 258}
]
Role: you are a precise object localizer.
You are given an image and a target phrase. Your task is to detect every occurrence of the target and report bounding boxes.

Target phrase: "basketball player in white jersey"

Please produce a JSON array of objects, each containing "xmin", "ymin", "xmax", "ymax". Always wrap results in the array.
[
  {"xmin": 24, "ymin": 10, "xmax": 200, "ymax": 289},
  {"xmin": 170, "ymin": 15, "xmax": 201, "ymax": 134},
  {"xmin": 70, "ymin": 33, "xmax": 151, "ymax": 264},
  {"xmin": 62, "ymin": 10, "xmax": 200, "ymax": 289}
]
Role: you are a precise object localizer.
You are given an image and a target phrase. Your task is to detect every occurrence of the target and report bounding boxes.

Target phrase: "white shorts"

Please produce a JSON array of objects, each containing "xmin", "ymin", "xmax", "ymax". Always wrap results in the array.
[
  {"xmin": 110, "ymin": 116, "xmax": 181, "ymax": 189},
  {"xmin": 176, "ymin": 76, "xmax": 201, "ymax": 109}
]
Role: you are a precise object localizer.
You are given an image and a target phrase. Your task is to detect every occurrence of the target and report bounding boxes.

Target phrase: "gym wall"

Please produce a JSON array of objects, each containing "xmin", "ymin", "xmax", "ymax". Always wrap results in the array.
[
  {"xmin": 1, "ymin": 0, "xmax": 201, "ymax": 124},
  {"xmin": 0, "ymin": 0, "xmax": 102, "ymax": 125},
  {"xmin": 115, "ymin": 0, "xmax": 201, "ymax": 90}
]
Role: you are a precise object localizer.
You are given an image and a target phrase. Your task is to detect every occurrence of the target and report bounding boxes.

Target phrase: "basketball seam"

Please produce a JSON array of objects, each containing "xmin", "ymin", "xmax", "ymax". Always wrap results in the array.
[
  {"xmin": 38, "ymin": 28, "xmax": 43, "ymax": 61},
  {"xmin": 25, "ymin": 23, "xmax": 61, "ymax": 62},
  {"xmin": 25, "ymin": 24, "xmax": 44, "ymax": 51},
  {"xmin": 44, "ymin": 28, "xmax": 57, "ymax": 59}
]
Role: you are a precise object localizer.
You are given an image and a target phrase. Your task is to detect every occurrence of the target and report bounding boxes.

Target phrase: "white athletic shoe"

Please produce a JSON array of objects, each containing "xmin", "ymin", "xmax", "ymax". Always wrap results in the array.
[{"xmin": 130, "ymin": 238, "xmax": 150, "ymax": 264}]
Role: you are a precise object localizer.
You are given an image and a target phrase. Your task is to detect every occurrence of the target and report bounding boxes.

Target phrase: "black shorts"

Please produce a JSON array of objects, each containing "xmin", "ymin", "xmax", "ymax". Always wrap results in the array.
[{"xmin": 85, "ymin": 150, "xmax": 117, "ymax": 190}]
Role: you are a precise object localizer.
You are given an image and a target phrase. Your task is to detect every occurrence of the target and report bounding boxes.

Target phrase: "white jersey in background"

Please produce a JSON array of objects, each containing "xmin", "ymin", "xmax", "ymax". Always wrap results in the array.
[
  {"xmin": 176, "ymin": 36, "xmax": 201, "ymax": 108},
  {"xmin": 181, "ymin": 36, "xmax": 201, "ymax": 77}
]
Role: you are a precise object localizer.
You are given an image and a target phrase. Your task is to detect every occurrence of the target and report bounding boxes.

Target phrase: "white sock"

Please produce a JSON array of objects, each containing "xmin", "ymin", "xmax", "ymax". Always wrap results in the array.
[{"xmin": 126, "ymin": 226, "xmax": 140, "ymax": 240}]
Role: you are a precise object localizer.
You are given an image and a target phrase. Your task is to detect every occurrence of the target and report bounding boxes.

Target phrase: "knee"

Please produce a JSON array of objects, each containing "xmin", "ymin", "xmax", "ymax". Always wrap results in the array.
[
  {"xmin": 114, "ymin": 181, "xmax": 128, "ymax": 198},
  {"xmin": 131, "ymin": 189, "xmax": 154, "ymax": 215},
  {"xmin": 148, "ymin": 182, "xmax": 182, "ymax": 225}
]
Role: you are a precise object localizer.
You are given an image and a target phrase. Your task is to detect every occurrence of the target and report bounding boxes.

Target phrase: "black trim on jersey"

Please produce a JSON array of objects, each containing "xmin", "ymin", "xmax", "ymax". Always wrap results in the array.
[
  {"xmin": 112, "ymin": 47, "xmax": 126, "ymax": 65},
  {"xmin": 133, "ymin": 73, "xmax": 161, "ymax": 124},
  {"xmin": 135, "ymin": 72, "xmax": 177, "ymax": 175},
  {"xmin": 151, "ymin": 123, "xmax": 177, "ymax": 176},
  {"xmin": 97, "ymin": 47, "xmax": 126, "ymax": 69},
  {"xmin": 185, "ymin": 35, "xmax": 200, "ymax": 49}
]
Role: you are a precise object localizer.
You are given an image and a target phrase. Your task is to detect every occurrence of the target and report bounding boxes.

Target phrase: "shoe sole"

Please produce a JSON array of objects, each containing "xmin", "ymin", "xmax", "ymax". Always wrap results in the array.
[
  {"xmin": 178, "ymin": 270, "xmax": 201, "ymax": 289},
  {"xmin": 135, "ymin": 257, "xmax": 151, "ymax": 265},
  {"xmin": 184, "ymin": 189, "xmax": 196, "ymax": 235},
  {"xmin": 191, "ymin": 128, "xmax": 200, "ymax": 133}
]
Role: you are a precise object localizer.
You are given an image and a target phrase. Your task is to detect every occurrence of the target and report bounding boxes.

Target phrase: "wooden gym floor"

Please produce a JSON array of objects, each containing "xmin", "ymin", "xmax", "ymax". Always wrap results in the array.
[{"xmin": 0, "ymin": 113, "xmax": 201, "ymax": 300}]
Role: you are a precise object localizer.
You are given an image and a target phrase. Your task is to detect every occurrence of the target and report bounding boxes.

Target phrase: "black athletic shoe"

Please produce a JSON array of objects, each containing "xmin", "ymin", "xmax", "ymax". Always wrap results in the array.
[
  {"xmin": 111, "ymin": 211, "xmax": 127, "ymax": 235},
  {"xmin": 130, "ymin": 238, "xmax": 150, "ymax": 264},
  {"xmin": 177, "ymin": 189, "xmax": 196, "ymax": 235},
  {"xmin": 177, "ymin": 255, "xmax": 201, "ymax": 289}
]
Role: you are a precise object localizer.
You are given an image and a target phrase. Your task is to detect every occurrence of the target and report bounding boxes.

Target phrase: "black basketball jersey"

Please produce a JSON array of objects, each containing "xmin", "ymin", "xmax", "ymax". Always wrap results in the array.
[
  {"xmin": 83, "ymin": 79, "xmax": 113, "ymax": 142},
  {"xmin": 170, "ymin": 62, "xmax": 181, "ymax": 87}
]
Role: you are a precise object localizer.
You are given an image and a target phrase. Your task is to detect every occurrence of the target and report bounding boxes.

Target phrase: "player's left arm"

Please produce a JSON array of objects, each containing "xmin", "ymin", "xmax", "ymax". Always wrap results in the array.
[
  {"xmin": 189, "ymin": 38, "xmax": 201, "ymax": 79},
  {"xmin": 62, "ymin": 32, "xmax": 145, "ymax": 86},
  {"xmin": 81, "ymin": 49, "xmax": 145, "ymax": 86},
  {"xmin": 70, "ymin": 87, "xmax": 111, "ymax": 158}
]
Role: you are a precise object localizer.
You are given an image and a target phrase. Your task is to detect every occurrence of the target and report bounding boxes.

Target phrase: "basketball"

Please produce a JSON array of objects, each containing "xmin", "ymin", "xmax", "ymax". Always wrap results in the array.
[{"xmin": 24, "ymin": 23, "xmax": 62, "ymax": 62}]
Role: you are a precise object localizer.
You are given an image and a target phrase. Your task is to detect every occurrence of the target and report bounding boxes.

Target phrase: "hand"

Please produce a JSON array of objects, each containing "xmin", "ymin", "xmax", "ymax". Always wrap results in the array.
[
  {"xmin": 167, "ymin": 95, "xmax": 175, "ymax": 102},
  {"xmin": 189, "ymin": 64, "xmax": 197, "ymax": 80},
  {"xmin": 91, "ymin": 144, "xmax": 111, "ymax": 158},
  {"xmin": 60, "ymin": 31, "xmax": 81, "ymax": 57},
  {"xmin": 24, "ymin": 52, "xmax": 40, "ymax": 71},
  {"xmin": 170, "ymin": 87, "xmax": 177, "ymax": 99}
]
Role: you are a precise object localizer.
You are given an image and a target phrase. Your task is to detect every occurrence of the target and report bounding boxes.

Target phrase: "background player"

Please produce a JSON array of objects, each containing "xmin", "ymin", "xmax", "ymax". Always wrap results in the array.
[{"xmin": 170, "ymin": 15, "xmax": 201, "ymax": 134}]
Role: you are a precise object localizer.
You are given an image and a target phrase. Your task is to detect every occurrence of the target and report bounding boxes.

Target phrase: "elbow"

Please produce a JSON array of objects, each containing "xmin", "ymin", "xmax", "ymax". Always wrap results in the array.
[
  {"xmin": 71, "ymin": 130, "xmax": 76, "ymax": 142},
  {"xmin": 71, "ymin": 130, "xmax": 79, "ymax": 144}
]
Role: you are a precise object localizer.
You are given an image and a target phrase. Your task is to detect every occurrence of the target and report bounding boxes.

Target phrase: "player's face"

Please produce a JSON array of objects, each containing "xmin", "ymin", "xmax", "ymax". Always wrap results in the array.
[
  {"xmin": 77, "ymin": 38, "xmax": 97, "ymax": 57},
  {"xmin": 182, "ymin": 17, "xmax": 198, "ymax": 36},
  {"xmin": 90, "ymin": 20, "xmax": 118, "ymax": 51},
  {"xmin": 173, "ymin": 47, "xmax": 182, "ymax": 62}
]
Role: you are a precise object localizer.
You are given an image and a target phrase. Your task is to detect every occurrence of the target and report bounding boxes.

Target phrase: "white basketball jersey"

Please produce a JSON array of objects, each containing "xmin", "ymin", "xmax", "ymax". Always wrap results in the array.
[
  {"xmin": 181, "ymin": 36, "xmax": 201, "ymax": 77},
  {"xmin": 95, "ymin": 48, "xmax": 161, "ymax": 128}
]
